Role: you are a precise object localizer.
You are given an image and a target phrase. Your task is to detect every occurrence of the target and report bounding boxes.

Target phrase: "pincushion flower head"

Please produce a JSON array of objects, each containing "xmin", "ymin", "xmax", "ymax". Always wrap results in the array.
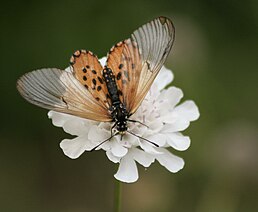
[{"xmin": 17, "ymin": 17, "xmax": 199, "ymax": 183}]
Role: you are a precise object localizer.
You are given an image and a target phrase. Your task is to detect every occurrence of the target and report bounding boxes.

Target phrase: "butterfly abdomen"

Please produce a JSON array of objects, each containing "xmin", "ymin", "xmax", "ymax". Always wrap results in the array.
[
  {"xmin": 103, "ymin": 66, "xmax": 128, "ymax": 132},
  {"xmin": 103, "ymin": 67, "xmax": 120, "ymax": 104}
]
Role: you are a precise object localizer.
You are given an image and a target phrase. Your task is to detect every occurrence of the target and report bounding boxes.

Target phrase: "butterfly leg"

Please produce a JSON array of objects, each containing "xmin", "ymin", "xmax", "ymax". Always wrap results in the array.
[
  {"xmin": 90, "ymin": 132, "xmax": 119, "ymax": 152},
  {"xmin": 127, "ymin": 119, "xmax": 149, "ymax": 128},
  {"xmin": 127, "ymin": 131, "xmax": 159, "ymax": 147},
  {"xmin": 110, "ymin": 121, "xmax": 118, "ymax": 136}
]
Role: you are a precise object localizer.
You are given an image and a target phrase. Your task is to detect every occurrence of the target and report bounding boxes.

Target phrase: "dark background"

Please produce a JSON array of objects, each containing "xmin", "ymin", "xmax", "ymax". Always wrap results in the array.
[{"xmin": 1, "ymin": 0, "xmax": 258, "ymax": 211}]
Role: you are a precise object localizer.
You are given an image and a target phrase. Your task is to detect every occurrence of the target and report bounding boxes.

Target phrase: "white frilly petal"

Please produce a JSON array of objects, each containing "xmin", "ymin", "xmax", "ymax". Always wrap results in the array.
[
  {"xmin": 62, "ymin": 118, "xmax": 88, "ymax": 136},
  {"xmin": 110, "ymin": 140, "xmax": 128, "ymax": 157},
  {"xmin": 165, "ymin": 132, "xmax": 191, "ymax": 151},
  {"xmin": 88, "ymin": 125, "xmax": 109, "ymax": 143},
  {"xmin": 64, "ymin": 66, "xmax": 73, "ymax": 73},
  {"xmin": 162, "ymin": 119, "xmax": 190, "ymax": 132},
  {"xmin": 158, "ymin": 87, "xmax": 183, "ymax": 110},
  {"xmin": 139, "ymin": 141, "xmax": 163, "ymax": 154},
  {"xmin": 131, "ymin": 148, "xmax": 155, "ymax": 167},
  {"xmin": 154, "ymin": 66, "xmax": 174, "ymax": 90},
  {"xmin": 161, "ymin": 101, "xmax": 199, "ymax": 131},
  {"xmin": 48, "ymin": 111, "xmax": 91, "ymax": 136},
  {"xmin": 146, "ymin": 133, "xmax": 167, "ymax": 146},
  {"xmin": 114, "ymin": 154, "xmax": 138, "ymax": 183},
  {"xmin": 173, "ymin": 100, "xmax": 200, "ymax": 121},
  {"xmin": 99, "ymin": 57, "xmax": 107, "ymax": 67},
  {"xmin": 48, "ymin": 111, "xmax": 72, "ymax": 127},
  {"xmin": 60, "ymin": 136, "xmax": 94, "ymax": 159},
  {"xmin": 106, "ymin": 150, "xmax": 120, "ymax": 163},
  {"xmin": 155, "ymin": 148, "xmax": 185, "ymax": 173}
]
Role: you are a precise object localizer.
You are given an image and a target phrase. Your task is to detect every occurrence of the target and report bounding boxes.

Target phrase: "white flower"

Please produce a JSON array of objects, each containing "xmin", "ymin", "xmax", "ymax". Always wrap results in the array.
[{"xmin": 48, "ymin": 58, "xmax": 200, "ymax": 183}]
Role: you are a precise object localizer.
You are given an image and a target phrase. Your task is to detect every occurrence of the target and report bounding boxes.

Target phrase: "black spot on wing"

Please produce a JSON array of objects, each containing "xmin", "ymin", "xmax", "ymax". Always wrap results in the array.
[
  {"xmin": 117, "ymin": 90, "xmax": 123, "ymax": 96},
  {"xmin": 119, "ymin": 64, "xmax": 123, "ymax": 69},
  {"xmin": 97, "ymin": 86, "xmax": 102, "ymax": 91},
  {"xmin": 117, "ymin": 72, "xmax": 122, "ymax": 80},
  {"xmin": 92, "ymin": 79, "xmax": 97, "ymax": 85},
  {"xmin": 98, "ymin": 76, "xmax": 104, "ymax": 84},
  {"xmin": 92, "ymin": 70, "xmax": 97, "ymax": 74}
]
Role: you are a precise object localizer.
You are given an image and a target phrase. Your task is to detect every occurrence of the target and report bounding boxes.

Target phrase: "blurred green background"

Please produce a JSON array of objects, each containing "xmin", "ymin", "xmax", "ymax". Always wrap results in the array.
[{"xmin": 1, "ymin": 0, "xmax": 258, "ymax": 211}]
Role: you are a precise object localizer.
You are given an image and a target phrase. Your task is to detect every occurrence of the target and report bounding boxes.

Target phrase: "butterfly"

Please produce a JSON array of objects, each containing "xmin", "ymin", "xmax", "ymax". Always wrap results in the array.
[{"xmin": 17, "ymin": 16, "xmax": 175, "ymax": 149}]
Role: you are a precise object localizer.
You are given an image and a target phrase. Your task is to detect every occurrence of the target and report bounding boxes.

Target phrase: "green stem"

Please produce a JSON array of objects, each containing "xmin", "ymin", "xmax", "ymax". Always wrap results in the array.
[{"xmin": 114, "ymin": 179, "xmax": 122, "ymax": 212}]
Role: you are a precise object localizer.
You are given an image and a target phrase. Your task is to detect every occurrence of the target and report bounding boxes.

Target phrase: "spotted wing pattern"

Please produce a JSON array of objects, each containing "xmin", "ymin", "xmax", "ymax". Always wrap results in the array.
[
  {"xmin": 70, "ymin": 50, "xmax": 111, "ymax": 108},
  {"xmin": 17, "ymin": 16, "xmax": 174, "ymax": 122},
  {"xmin": 107, "ymin": 16, "xmax": 175, "ymax": 115},
  {"xmin": 17, "ymin": 68, "xmax": 112, "ymax": 122},
  {"xmin": 106, "ymin": 39, "xmax": 141, "ymax": 111}
]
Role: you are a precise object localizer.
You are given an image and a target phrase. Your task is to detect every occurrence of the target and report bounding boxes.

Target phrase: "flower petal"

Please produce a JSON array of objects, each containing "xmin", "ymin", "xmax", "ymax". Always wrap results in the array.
[
  {"xmin": 48, "ymin": 111, "xmax": 72, "ymax": 127},
  {"xmin": 165, "ymin": 132, "xmax": 191, "ymax": 151},
  {"xmin": 146, "ymin": 133, "xmax": 167, "ymax": 146},
  {"xmin": 155, "ymin": 148, "xmax": 184, "ymax": 173},
  {"xmin": 173, "ymin": 100, "xmax": 200, "ymax": 121},
  {"xmin": 154, "ymin": 66, "xmax": 174, "ymax": 90},
  {"xmin": 158, "ymin": 87, "xmax": 183, "ymax": 110},
  {"xmin": 114, "ymin": 154, "xmax": 138, "ymax": 183},
  {"xmin": 88, "ymin": 125, "xmax": 110, "ymax": 143},
  {"xmin": 99, "ymin": 57, "xmax": 107, "ymax": 67},
  {"xmin": 60, "ymin": 136, "xmax": 94, "ymax": 159},
  {"xmin": 106, "ymin": 150, "xmax": 120, "ymax": 163},
  {"xmin": 62, "ymin": 118, "xmax": 89, "ymax": 136},
  {"xmin": 64, "ymin": 66, "xmax": 73, "ymax": 73},
  {"xmin": 131, "ymin": 148, "xmax": 155, "ymax": 167},
  {"xmin": 139, "ymin": 141, "xmax": 163, "ymax": 154},
  {"xmin": 162, "ymin": 120, "xmax": 190, "ymax": 132},
  {"xmin": 110, "ymin": 140, "xmax": 128, "ymax": 157}
]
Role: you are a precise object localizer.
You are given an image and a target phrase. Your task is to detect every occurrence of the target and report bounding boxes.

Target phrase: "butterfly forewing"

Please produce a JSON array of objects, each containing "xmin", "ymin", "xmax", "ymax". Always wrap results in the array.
[
  {"xmin": 106, "ymin": 39, "xmax": 142, "ymax": 113},
  {"xmin": 107, "ymin": 16, "xmax": 175, "ymax": 115},
  {"xmin": 17, "ymin": 68, "xmax": 112, "ymax": 122},
  {"xmin": 70, "ymin": 50, "xmax": 112, "ymax": 108}
]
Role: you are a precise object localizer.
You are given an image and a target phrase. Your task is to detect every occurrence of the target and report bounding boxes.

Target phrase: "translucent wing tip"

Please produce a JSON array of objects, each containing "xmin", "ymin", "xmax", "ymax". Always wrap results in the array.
[
  {"xmin": 158, "ymin": 16, "xmax": 172, "ymax": 25},
  {"xmin": 157, "ymin": 16, "xmax": 175, "ymax": 40}
]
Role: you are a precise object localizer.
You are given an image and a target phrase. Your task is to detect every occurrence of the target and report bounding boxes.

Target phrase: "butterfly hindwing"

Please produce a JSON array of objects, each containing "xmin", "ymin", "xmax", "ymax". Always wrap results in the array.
[
  {"xmin": 17, "ymin": 68, "xmax": 112, "ymax": 122},
  {"xmin": 107, "ymin": 16, "xmax": 175, "ymax": 115}
]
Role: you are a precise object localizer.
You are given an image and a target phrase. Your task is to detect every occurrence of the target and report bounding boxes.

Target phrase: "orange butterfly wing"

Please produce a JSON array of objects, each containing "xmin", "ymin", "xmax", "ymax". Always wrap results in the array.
[
  {"xmin": 17, "ymin": 51, "xmax": 113, "ymax": 122},
  {"xmin": 17, "ymin": 17, "xmax": 174, "ymax": 122},
  {"xmin": 106, "ymin": 16, "xmax": 175, "ymax": 115},
  {"xmin": 70, "ymin": 50, "xmax": 111, "ymax": 109},
  {"xmin": 106, "ymin": 39, "xmax": 142, "ymax": 114}
]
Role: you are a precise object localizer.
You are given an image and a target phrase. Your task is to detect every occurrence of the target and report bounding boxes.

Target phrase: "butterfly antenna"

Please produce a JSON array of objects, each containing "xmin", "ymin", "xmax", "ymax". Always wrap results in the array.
[
  {"xmin": 90, "ymin": 132, "xmax": 119, "ymax": 152},
  {"xmin": 127, "ymin": 131, "xmax": 159, "ymax": 147}
]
